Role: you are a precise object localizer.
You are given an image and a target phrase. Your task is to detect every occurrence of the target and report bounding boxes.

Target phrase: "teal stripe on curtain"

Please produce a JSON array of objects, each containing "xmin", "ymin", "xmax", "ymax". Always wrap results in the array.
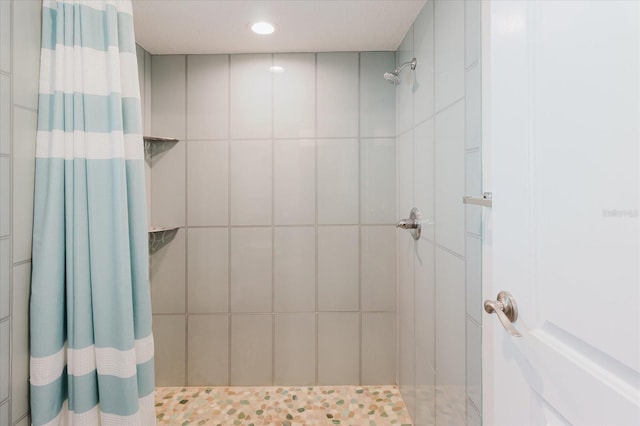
[
  {"xmin": 38, "ymin": 92, "xmax": 142, "ymax": 134},
  {"xmin": 30, "ymin": 0, "xmax": 155, "ymax": 424},
  {"xmin": 41, "ymin": 3, "xmax": 136, "ymax": 53},
  {"xmin": 31, "ymin": 363, "xmax": 156, "ymax": 425}
]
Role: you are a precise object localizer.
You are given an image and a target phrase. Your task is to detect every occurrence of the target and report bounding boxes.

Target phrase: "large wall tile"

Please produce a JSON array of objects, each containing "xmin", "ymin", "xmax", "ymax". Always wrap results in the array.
[
  {"xmin": 230, "ymin": 54, "xmax": 272, "ymax": 139},
  {"xmin": 465, "ymin": 149, "xmax": 482, "ymax": 235},
  {"xmin": 188, "ymin": 228, "xmax": 229, "ymax": 313},
  {"xmin": 11, "ymin": 263, "xmax": 30, "ymax": 421},
  {"xmin": 144, "ymin": 52, "xmax": 152, "ymax": 134},
  {"xmin": 230, "ymin": 314, "xmax": 273, "ymax": 385},
  {"xmin": 466, "ymin": 319, "xmax": 482, "ymax": 410},
  {"xmin": 317, "ymin": 313, "xmax": 359, "ymax": 385},
  {"xmin": 12, "ymin": 107, "xmax": 36, "ymax": 262},
  {"xmin": 230, "ymin": 227, "xmax": 272, "ymax": 313},
  {"xmin": 398, "ymin": 233, "xmax": 415, "ymax": 333},
  {"xmin": 465, "ymin": 0, "xmax": 482, "ymax": 68},
  {"xmin": 150, "ymin": 229, "xmax": 186, "ymax": 314},
  {"xmin": 414, "ymin": 1, "xmax": 435, "ymax": 125},
  {"xmin": 0, "ymin": 0, "xmax": 9, "ymax": 73},
  {"xmin": 317, "ymin": 226, "xmax": 359, "ymax": 311},
  {"xmin": 362, "ymin": 313, "xmax": 396, "ymax": 384},
  {"xmin": 12, "ymin": 0, "xmax": 40, "ymax": 110},
  {"xmin": 1, "ymin": 75, "xmax": 9, "ymax": 155},
  {"xmin": 274, "ymin": 227, "xmax": 315, "ymax": 312},
  {"xmin": 274, "ymin": 140, "xmax": 315, "ymax": 225},
  {"xmin": 274, "ymin": 313, "xmax": 315, "ymax": 385},
  {"xmin": 360, "ymin": 52, "xmax": 395, "ymax": 138},
  {"xmin": 434, "ymin": 0, "xmax": 465, "ymax": 111},
  {"xmin": 153, "ymin": 315, "xmax": 186, "ymax": 386},
  {"xmin": 467, "ymin": 397, "xmax": 482, "ymax": 426},
  {"xmin": 317, "ymin": 53, "xmax": 358, "ymax": 138},
  {"xmin": 187, "ymin": 140, "xmax": 229, "ymax": 226},
  {"xmin": 317, "ymin": 139, "xmax": 358, "ymax": 224},
  {"xmin": 361, "ymin": 226, "xmax": 396, "ymax": 312},
  {"xmin": 0, "ymin": 157, "xmax": 9, "ymax": 238},
  {"xmin": 230, "ymin": 140, "xmax": 272, "ymax": 225},
  {"xmin": 151, "ymin": 141, "xmax": 186, "ymax": 227},
  {"xmin": 396, "ymin": 27, "xmax": 414, "ymax": 136},
  {"xmin": 151, "ymin": 55, "xmax": 186, "ymax": 139},
  {"xmin": 465, "ymin": 235, "xmax": 482, "ymax": 324},
  {"xmin": 435, "ymin": 101, "xmax": 465, "ymax": 256},
  {"xmin": 434, "ymin": 248, "xmax": 465, "ymax": 392},
  {"xmin": 188, "ymin": 315, "xmax": 229, "ymax": 385},
  {"xmin": 399, "ymin": 321, "xmax": 416, "ymax": 420},
  {"xmin": 0, "ymin": 319, "xmax": 8, "ymax": 402},
  {"xmin": 415, "ymin": 238, "xmax": 435, "ymax": 370},
  {"xmin": 187, "ymin": 55, "xmax": 229, "ymax": 140},
  {"xmin": 273, "ymin": 53, "xmax": 315, "ymax": 138},
  {"xmin": 414, "ymin": 119, "xmax": 435, "ymax": 240},
  {"xmin": 0, "ymin": 402, "xmax": 7, "ymax": 426},
  {"xmin": 465, "ymin": 64, "xmax": 482, "ymax": 151},
  {"xmin": 0, "ymin": 239, "xmax": 8, "ymax": 319},
  {"xmin": 361, "ymin": 138, "xmax": 395, "ymax": 224},
  {"xmin": 396, "ymin": 131, "xmax": 414, "ymax": 219},
  {"xmin": 414, "ymin": 343, "xmax": 436, "ymax": 426}
]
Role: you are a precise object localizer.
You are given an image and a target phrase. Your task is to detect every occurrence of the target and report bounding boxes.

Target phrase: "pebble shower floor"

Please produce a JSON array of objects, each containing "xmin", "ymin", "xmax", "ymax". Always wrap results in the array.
[{"xmin": 155, "ymin": 386, "xmax": 413, "ymax": 425}]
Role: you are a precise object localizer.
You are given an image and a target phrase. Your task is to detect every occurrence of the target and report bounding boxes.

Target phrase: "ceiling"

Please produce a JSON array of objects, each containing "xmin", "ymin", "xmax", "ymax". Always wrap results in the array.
[{"xmin": 132, "ymin": 0, "xmax": 426, "ymax": 55}]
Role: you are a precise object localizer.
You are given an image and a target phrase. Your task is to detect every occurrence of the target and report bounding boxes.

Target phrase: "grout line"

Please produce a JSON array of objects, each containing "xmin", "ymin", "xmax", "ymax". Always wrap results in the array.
[
  {"xmin": 431, "ymin": 1, "xmax": 438, "ymax": 385},
  {"xmin": 313, "ymin": 52, "xmax": 320, "ymax": 386},
  {"xmin": 270, "ymin": 52, "xmax": 276, "ymax": 386},
  {"xmin": 8, "ymin": 1, "xmax": 14, "ymax": 421},
  {"xmin": 227, "ymin": 53, "xmax": 232, "ymax": 386},
  {"xmin": 181, "ymin": 223, "xmax": 397, "ymax": 229},
  {"xmin": 357, "ymin": 52, "xmax": 363, "ymax": 386},
  {"xmin": 183, "ymin": 55, "xmax": 189, "ymax": 386}
]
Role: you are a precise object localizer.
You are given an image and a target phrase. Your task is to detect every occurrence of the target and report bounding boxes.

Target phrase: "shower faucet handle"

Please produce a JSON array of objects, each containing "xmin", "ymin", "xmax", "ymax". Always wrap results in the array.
[{"xmin": 396, "ymin": 208, "xmax": 422, "ymax": 240}]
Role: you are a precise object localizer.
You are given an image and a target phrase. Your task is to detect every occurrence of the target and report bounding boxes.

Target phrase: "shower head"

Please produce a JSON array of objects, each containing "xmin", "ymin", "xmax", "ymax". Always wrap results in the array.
[
  {"xmin": 383, "ymin": 57, "xmax": 417, "ymax": 86},
  {"xmin": 384, "ymin": 71, "xmax": 400, "ymax": 85}
]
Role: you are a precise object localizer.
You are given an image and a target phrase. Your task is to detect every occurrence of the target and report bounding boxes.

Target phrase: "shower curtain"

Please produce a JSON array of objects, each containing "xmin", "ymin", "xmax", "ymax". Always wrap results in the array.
[{"xmin": 29, "ymin": 1, "xmax": 155, "ymax": 424}]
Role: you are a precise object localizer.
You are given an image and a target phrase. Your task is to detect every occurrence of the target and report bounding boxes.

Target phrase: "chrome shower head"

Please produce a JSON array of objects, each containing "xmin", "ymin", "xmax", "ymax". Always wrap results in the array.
[
  {"xmin": 383, "ymin": 57, "xmax": 417, "ymax": 86},
  {"xmin": 384, "ymin": 71, "xmax": 400, "ymax": 85}
]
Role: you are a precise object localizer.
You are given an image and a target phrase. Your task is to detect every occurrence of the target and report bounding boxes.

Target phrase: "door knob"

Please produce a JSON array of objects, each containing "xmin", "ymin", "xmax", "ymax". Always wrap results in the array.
[
  {"xmin": 484, "ymin": 291, "xmax": 521, "ymax": 337},
  {"xmin": 396, "ymin": 208, "xmax": 422, "ymax": 240}
]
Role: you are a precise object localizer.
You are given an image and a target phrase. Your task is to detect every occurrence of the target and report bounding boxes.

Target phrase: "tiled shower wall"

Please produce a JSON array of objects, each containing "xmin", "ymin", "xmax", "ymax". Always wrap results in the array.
[
  {"xmin": 0, "ymin": 0, "xmax": 41, "ymax": 425},
  {"xmin": 395, "ymin": 1, "xmax": 482, "ymax": 425},
  {"xmin": 146, "ymin": 52, "xmax": 398, "ymax": 386}
]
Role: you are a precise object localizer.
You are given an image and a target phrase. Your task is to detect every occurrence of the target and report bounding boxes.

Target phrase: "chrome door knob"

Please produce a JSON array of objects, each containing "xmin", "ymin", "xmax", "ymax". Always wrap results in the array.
[
  {"xmin": 484, "ymin": 291, "xmax": 522, "ymax": 337},
  {"xmin": 396, "ymin": 208, "xmax": 422, "ymax": 240}
]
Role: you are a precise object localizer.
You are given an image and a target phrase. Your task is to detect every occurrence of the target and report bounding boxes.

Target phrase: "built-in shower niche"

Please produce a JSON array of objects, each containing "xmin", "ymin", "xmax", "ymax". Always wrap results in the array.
[
  {"xmin": 144, "ymin": 135, "xmax": 179, "ymax": 158},
  {"xmin": 145, "ymin": 135, "xmax": 181, "ymax": 253},
  {"xmin": 148, "ymin": 226, "xmax": 180, "ymax": 254}
]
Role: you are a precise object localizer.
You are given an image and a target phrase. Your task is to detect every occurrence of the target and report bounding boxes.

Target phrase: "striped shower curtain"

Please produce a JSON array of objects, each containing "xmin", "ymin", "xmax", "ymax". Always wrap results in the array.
[{"xmin": 29, "ymin": 1, "xmax": 155, "ymax": 424}]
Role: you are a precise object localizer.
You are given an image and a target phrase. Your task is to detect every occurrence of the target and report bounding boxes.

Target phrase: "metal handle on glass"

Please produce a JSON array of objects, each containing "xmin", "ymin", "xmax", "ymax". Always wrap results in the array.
[{"xmin": 484, "ymin": 291, "xmax": 522, "ymax": 337}]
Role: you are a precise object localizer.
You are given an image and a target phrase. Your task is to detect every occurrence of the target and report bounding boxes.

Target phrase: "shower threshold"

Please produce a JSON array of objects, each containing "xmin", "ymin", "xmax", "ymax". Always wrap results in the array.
[{"xmin": 155, "ymin": 385, "xmax": 413, "ymax": 425}]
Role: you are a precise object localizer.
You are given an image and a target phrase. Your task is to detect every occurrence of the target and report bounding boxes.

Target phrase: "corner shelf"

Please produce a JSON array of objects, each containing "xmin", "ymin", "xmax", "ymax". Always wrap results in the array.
[
  {"xmin": 148, "ymin": 226, "xmax": 179, "ymax": 254},
  {"xmin": 144, "ymin": 136, "xmax": 179, "ymax": 158}
]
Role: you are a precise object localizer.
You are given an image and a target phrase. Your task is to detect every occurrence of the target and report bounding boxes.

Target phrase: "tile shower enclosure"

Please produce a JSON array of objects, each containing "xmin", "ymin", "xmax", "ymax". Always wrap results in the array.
[{"xmin": 142, "ymin": 51, "xmax": 398, "ymax": 387}]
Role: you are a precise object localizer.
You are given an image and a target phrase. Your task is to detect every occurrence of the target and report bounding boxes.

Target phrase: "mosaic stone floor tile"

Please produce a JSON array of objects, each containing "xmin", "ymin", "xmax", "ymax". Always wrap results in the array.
[{"xmin": 155, "ymin": 385, "xmax": 413, "ymax": 425}]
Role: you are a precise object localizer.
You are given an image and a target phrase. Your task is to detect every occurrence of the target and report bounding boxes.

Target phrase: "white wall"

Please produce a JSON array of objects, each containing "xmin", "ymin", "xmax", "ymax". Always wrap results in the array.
[
  {"xmin": 146, "ymin": 51, "xmax": 399, "ymax": 386},
  {"xmin": 395, "ymin": 0, "xmax": 482, "ymax": 424},
  {"xmin": 0, "ymin": 1, "xmax": 41, "ymax": 425}
]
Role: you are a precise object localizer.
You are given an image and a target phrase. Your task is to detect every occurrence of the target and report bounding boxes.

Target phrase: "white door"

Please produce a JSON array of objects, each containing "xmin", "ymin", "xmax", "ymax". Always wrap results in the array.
[{"xmin": 485, "ymin": 1, "xmax": 640, "ymax": 425}]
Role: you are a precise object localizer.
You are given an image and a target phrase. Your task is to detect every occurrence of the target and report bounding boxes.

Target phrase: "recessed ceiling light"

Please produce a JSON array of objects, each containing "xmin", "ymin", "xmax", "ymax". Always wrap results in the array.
[
  {"xmin": 251, "ymin": 22, "xmax": 275, "ymax": 35},
  {"xmin": 269, "ymin": 65, "xmax": 285, "ymax": 73}
]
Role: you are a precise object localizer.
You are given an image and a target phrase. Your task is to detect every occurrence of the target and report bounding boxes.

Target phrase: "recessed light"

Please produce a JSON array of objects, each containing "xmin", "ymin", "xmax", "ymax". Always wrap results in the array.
[
  {"xmin": 269, "ymin": 65, "xmax": 285, "ymax": 73},
  {"xmin": 251, "ymin": 22, "xmax": 275, "ymax": 35}
]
